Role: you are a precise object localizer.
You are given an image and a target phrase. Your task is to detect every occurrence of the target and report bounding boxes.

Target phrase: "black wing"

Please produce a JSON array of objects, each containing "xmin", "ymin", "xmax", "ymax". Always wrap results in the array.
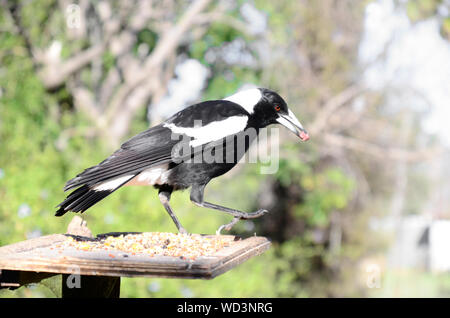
[
  {"xmin": 56, "ymin": 124, "xmax": 184, "ymax": 216},
  {"xmin": 63, "ymin": 124, "xmax": 179, "ymax": 191},
  {"xmin": 64, "ymin": 100, "xmax": 248, "ymax": 192}
]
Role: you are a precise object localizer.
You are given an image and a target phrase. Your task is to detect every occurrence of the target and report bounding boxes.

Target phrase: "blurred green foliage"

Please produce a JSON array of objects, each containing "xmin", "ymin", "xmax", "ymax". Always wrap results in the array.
[{"xmin": 0, "ymin": 0, "xmax": 377, "ymax": 298}]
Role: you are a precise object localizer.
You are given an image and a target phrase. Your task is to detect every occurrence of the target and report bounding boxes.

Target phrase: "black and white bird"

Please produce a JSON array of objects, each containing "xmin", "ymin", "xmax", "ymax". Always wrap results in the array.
[{"xmin": 56, "ymin": 88, "xmax": 309, "ymax": 234}]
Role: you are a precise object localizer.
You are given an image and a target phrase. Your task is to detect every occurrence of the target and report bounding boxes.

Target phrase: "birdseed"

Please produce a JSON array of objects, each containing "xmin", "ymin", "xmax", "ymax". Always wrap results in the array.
[{"xmin": 59, "ymin": 232, "xmax": 235, "ymax": 260}]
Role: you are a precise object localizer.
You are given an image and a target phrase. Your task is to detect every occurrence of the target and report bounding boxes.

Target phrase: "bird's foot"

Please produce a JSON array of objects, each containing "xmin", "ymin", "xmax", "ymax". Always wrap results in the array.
[
  {"xmin": 215, "ymin": 209, "xmax": 269, "ymax": 235},
  {"xmin": 239, "ymin": 208, "xmax": 269, "ymax": 219},
  {"xmin": 177, "ymin": 227, "xmax": 189, "ymax": 235},
  {"xmin": 216, "ymin": 217, "xmax": 240, "ymax": 235}
]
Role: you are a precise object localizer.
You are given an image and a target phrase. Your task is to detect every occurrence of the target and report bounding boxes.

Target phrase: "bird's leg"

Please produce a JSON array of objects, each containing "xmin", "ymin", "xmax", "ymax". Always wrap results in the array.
[
  {"xmin": 158, "ymin": 188, "xmax": 188, "ymax": 235},
  {"xmin": 190, "ymin": 184, "xmax": 268, "ymax": 234},
  {"xmin": 198, "ymin": 201, "xmax": 268, "ymax": 219}
]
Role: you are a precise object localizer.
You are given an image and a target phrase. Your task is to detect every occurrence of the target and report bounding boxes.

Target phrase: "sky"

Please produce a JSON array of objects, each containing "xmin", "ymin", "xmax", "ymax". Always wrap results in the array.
[
  {"xmin": 149, "ymin": 58, "xmax": 209, "ymax": 122},
  {"xmin": 359, "ymin": 0, "xmax": 450, "ymax": 145}
]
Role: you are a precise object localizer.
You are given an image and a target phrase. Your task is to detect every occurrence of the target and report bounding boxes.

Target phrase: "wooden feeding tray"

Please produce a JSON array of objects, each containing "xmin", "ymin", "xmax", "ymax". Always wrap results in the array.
[{"xmin": 0, "ymin": 219, "xmax": 271, "ymax": 297}]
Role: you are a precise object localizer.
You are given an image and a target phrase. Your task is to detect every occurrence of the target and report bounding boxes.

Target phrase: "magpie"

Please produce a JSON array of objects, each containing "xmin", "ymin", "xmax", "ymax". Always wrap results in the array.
[{"xmin": 56, "ymin": 88, "xmax": 309, "ymax": 234}]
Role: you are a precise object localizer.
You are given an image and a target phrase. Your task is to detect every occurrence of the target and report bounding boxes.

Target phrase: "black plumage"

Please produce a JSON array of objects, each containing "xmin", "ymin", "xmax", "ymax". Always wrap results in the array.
[{"xmin": 56, "ymin": 88, "xmax": 309, "ymax": 234}]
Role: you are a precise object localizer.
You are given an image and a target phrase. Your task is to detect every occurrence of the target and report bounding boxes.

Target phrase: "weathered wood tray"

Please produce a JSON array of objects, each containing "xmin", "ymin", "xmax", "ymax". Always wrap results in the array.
[{"xmin": 0, "ymin": 232, "xmax": 271, "ymax": 289}]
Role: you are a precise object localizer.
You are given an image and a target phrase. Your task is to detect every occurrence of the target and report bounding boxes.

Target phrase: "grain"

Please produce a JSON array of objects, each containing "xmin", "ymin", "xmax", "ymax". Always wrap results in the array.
[{"xmin": 61, "ymin": 233, "xmax": 234, "ymax": 259}]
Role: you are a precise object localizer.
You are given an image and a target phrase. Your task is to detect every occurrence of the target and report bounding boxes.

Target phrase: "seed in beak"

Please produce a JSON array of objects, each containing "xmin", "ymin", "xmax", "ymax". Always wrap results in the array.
[{"xmin": 299, "ymin": 130, "xmax": 309, "ymax": 141}]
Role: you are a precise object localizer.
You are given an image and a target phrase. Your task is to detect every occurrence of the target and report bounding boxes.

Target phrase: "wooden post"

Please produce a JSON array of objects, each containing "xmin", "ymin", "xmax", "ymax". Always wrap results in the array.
[
  {"xmin": 63, "ymin": 216, "xmax": 120, "ymax": 297},
  {"xmin": 61, "ymin": 274, "xmax": 120, "ymax": 298}
]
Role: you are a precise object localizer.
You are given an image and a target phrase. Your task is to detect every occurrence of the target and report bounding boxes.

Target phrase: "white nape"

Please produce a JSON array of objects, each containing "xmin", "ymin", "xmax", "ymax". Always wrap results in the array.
[
  {"xmin": 93, "ymin": 175, "xmax": 134, "ymax": 191},
  {"xmin": 224, "ymin": 88, "xmax": 262, "ymax": 114},
  {"xmin": 164, "ymin": 116, "xmax": 249, "ymax": 147}
]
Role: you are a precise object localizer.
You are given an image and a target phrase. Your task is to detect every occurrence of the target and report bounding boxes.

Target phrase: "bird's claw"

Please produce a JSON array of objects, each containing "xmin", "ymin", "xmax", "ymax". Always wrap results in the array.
[
  {"xmin": 215, "ymin": 209, "xmax": 269, "ymax": 235},
  {"xmin": 216, "ymin": 217, "xmax": 240, "ymax": 235},
  {"xmin": 242, "ymin": 209, "xmax": 269, "ymax": 219},
  {"xmin": 178, "ymin": 227, "xmax": 189, "ymax": 235}
]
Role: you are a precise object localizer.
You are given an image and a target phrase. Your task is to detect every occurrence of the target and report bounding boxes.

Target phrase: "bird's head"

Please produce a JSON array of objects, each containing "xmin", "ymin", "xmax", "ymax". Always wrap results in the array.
[{"xmin": 225, "ymin": 88, "xmax": 309, "ymax": 141}]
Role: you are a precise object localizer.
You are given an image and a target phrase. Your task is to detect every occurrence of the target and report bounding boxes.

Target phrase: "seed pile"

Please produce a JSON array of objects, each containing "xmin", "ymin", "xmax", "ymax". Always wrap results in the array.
[{"xmin": 59, "ymin": 232, "xmax": 235, "ymax": 260}]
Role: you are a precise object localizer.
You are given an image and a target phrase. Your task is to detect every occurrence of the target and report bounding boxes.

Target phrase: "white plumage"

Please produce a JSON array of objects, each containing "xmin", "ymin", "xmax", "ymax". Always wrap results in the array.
[
  {"xmin": 93, "ymin": 175, "xmax": 134, "ymax": 191},
  {"xmin": 224, "ymin": 88, "xmax": 262, "ymax": 114},
  {"xmin": 164, "ymin": 116, "xmax": 248, "ymax": 147}
]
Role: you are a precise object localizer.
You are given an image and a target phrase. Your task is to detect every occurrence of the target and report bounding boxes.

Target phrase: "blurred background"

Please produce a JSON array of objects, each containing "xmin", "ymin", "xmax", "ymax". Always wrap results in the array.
[{"xmin": 0, "ymin": 0, "xmax": 450, "ymax": 297}]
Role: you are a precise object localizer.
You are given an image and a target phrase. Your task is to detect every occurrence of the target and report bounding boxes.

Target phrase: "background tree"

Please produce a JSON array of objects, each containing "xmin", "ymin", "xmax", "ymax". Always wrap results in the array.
[{"xmin": 0, "ymin": 0, "xmax": 446, "ymax": 297}]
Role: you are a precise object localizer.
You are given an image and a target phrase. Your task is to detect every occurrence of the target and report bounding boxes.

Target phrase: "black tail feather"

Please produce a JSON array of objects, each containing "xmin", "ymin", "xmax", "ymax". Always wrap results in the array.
[
  {"xmin": 55, "ymin": 185, "xmax": 112, "ymax": 216},
  {"xmin": 56, "ymin": 173, "xmax": 135, "ymax": 216}
]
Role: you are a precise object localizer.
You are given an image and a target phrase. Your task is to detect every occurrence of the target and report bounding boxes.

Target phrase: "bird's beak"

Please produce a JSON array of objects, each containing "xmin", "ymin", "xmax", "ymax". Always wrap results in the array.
[{"xmin": 276, "ymin": 109, "xmax": 310, "ymax": 141}]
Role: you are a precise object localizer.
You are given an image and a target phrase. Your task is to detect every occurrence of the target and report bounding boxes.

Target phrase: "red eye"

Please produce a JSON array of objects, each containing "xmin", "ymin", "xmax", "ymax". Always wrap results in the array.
[{"xmin": 275, "ymin": 104, "xmax": 281, "ymax": 111}]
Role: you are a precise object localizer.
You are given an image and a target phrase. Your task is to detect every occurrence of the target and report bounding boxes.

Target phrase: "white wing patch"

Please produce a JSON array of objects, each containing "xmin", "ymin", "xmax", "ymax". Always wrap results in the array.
[
  {"xmin": 93, "ymin": 175, "xmax": 134, "ymax": 191},
  {"xmin": 136, "ymin": 165, "xmax": 169, "ymax": 185},
  {"xmin": 164, "ymin": 116, "xmax": 249, "ymax": 147},
  {"xmin": 224, "ymin": 88, "xmax": 262, "ymax": 114},
  {"xmin": 124, "ymin": 164, "xmax": 170, "ymax": 186}
]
